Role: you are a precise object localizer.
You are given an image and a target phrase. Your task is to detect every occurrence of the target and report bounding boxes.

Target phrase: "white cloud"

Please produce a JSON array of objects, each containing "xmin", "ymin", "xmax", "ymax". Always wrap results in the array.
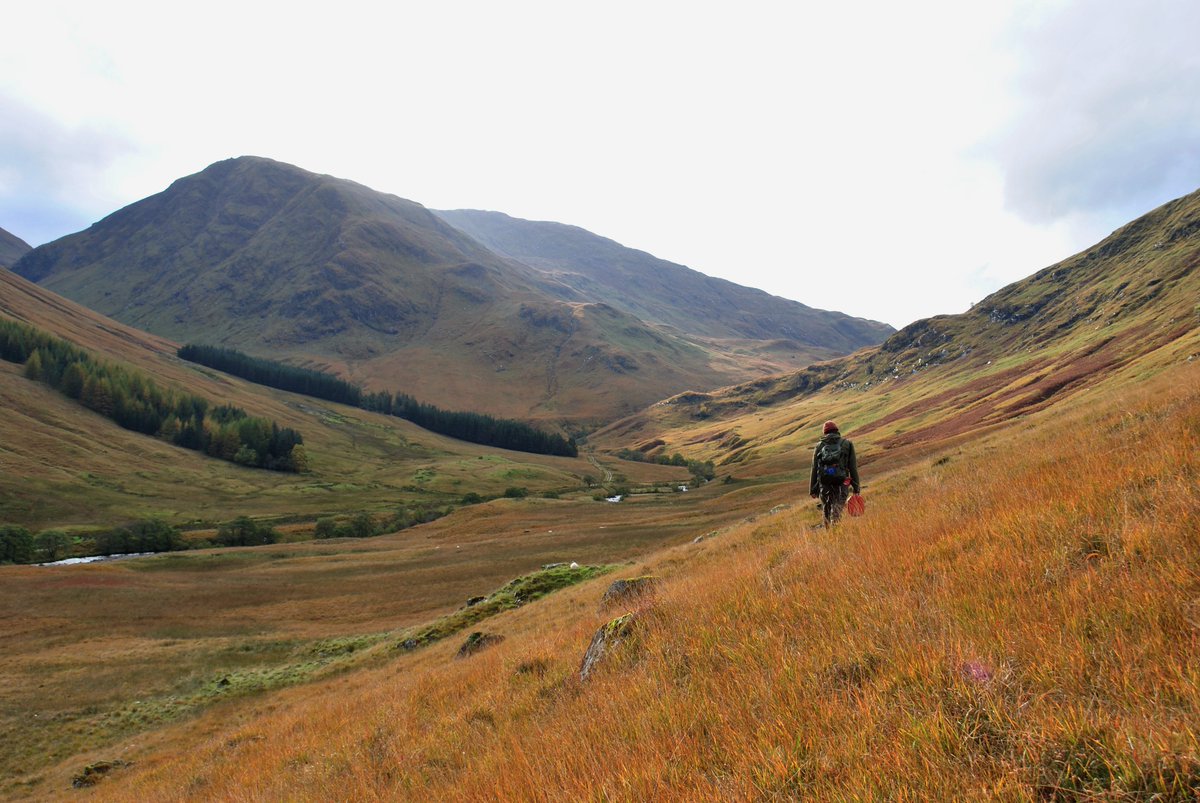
[{"xmin": 988, "ymin": 0, "xmax": 1200, "ymax": 224}]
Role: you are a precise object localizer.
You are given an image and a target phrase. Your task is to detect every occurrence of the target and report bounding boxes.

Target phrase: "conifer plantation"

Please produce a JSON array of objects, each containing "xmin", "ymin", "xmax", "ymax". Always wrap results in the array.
[
  {"xmin": 1, "ymin": 320, "xmax": 306, "ymax": 472},
  {"xmin": 178, "ymin": 343, "xmax": 577, "ymax": 457}
]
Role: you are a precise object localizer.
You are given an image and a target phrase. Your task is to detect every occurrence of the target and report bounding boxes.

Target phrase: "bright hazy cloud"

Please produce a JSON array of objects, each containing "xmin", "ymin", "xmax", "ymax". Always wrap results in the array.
[{"xmin": 2, "ymin": 0, "xmax": 1198, "ymax": 328}]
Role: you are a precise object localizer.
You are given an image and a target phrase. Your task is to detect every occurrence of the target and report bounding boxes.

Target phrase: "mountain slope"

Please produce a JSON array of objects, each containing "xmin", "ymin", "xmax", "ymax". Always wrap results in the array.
[
  {"xmin": 435, "ymin": 208, "xmax": 893, "ymax": 348},
  {"xmin": 0, "ymin": 226, "xmax": 30, "ymax": 267},
  {"xmin": 593, "ymin": 187, "xmax": 1200, "ymax": 469},
  {"xmin": 13, "ymin": 156, "xmax": 515, "ymax": 350},
  {"xmin": 12, "ymin": 157, "xmax": 875, "ymax": 424},
  {"xmin": 0, "ymin": 266, "xmax": 626, "ymax": 529}
]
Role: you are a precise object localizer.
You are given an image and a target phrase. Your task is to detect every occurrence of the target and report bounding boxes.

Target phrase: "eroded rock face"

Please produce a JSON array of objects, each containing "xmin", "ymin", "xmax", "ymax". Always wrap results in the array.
[
  {"xmin": 600, "ymin": 576, "xmax": 659, "ymax": 609},
  {"xmin": 456, "ymin": 631, "xmax": 505, "ymax": 659},
  {"xmin": 579, "ymin": 613, "xmax": 638, "ymax": 681}
]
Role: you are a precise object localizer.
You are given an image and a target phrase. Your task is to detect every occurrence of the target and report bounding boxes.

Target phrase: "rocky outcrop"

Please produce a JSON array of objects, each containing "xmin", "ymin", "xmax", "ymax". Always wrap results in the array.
[
  {"xmin": 579, "ymin": 613, "xmax": 638, "ymax": 681},
  {"xmin": 456, "ymin": 631, "xmax": 505, "ymax": 659},
  {"xmin": 599, "ymin": 576, "xmax": 659, "ymax": 609},
  {"xmin": 72, "ymin": 760, "xmax": 132, "ymax": 788}
]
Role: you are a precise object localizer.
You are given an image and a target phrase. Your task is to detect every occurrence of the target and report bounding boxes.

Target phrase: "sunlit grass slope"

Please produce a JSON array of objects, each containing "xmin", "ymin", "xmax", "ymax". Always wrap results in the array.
[{"xmin": 66, "ymin": 362, "xmax": 1200, "ymax": 801}]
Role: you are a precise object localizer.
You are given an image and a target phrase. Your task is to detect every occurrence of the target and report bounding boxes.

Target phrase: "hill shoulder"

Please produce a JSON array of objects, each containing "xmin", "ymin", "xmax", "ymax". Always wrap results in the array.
[{"xmin": 0, "ymin": 227, "xmax": 31, "ymax": 267}]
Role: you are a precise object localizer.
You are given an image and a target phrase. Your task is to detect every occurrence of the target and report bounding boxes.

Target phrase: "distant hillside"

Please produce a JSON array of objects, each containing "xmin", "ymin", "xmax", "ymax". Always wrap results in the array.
[
  {"xmin": 435, "ymin": 209, "xmax": 893, "ymax": 349},
  {"xmin": 12, "ymin": 157, "xmax": 874, "ymax": 425},
  {"xmin": 0, "ymin": 227, "xmax": 31, "ymax": 267},
  {"xmin": 0, "ymin": 267, "xmax": 613, "ymax": 529},
  {"xmin": 594, "ymin": 187, "xmax": 1200, "ymax": 467}
]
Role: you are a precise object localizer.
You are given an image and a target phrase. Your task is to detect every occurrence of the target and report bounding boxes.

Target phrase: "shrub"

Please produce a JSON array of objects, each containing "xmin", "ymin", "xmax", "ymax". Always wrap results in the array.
[
  {"xmin": 215, "ymin": 516, "xmax": 277, "ymax": 547},
  {"xmin": 0, "ymin": 525, "xmax": 35, "ymax": 564},
  {"xmin": 348, "ymin": 512, "xmax": 377, "ymax": 538},
  {"xmin": 35, "ymin": 529, "xmax": 72, "ymax": 561},
  {"xmin": 93, "ymin": 519, "xmax": 185, "ymax": 555}
]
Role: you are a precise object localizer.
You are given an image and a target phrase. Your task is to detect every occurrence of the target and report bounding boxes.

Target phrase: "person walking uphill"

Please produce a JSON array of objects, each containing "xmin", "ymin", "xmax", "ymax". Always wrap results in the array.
[{"xmin": 810, "ymin": 420, "xmax": 861, "ymax": 528}]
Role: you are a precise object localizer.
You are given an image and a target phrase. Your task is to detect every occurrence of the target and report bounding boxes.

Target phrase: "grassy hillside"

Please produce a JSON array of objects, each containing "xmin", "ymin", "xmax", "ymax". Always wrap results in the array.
[
  {"xmin": 10, "ymin": 157, "xmax": 865, "ymax": 425},
  {"xmin": 592, "ymin": 187, "xmax": 1200, "ymax": 471},
  {"xmin": 435, "ymin": 208, "xmax": 893, "ymax": 348},
  {"xmin": 0, "ymin": 226, "xmax": 30, "ymax": 267},
  {"xmin": 0, "ymin": 268, "xmax": 692, "ymax": 532},
  {"xmin": 15, "ymin": 358, "xmax": 1195, "ymax": 801}
]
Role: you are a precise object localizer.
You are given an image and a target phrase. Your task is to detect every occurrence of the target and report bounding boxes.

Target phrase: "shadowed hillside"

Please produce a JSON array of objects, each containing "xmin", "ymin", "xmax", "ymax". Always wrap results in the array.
[
  {"xmin": 435, "ymin": 208, "xmax": 893, "ymax": 349},
  {"xmin": 12, "ymin": 158, "xmax": 883, "ymax": 425},
  {"xmin": 0, "ymin": 226, "xmax": 30, "ymax": 267}
]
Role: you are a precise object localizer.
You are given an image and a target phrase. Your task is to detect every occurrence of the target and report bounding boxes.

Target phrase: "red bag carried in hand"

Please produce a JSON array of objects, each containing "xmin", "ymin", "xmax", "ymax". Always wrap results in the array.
[{"xmin": 846, "ymin": 493, "xmax": 866, "ymax": 517}]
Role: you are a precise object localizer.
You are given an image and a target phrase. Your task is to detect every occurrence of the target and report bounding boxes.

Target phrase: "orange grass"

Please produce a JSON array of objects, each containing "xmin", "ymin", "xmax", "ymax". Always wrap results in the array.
[{"xmin": 74, "ymin": 363, "xmax": 1200, "ymax": 801}]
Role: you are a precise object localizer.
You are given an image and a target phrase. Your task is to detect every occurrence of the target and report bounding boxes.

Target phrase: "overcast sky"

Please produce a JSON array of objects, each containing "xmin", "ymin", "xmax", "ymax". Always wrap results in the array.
[{"xmin": 3, "ymin": 1, "xmax": 1198, "ymax": 328}]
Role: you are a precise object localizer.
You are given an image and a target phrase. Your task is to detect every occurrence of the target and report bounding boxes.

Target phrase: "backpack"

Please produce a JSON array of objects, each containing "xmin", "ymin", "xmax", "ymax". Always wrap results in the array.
[{"xmin": 816, "ymin": 438, "xmax": 849, "ymax": 486}]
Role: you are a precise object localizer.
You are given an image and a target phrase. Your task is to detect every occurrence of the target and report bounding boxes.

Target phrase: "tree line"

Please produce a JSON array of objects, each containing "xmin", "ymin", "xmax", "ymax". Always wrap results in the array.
[
  {"xmin": 613, "ymin": 447, "xmax": 716, "ymax": 483},
  {"xmin": 178, "ymin": 343, "xmax": 577, "ymax": 457},
  {"xmin": 0, "ymin": 518, "xmax": 280, "ymax": 564},
  {"xmin": 0, "ymin": 318, "xmax": 306, "ymax": 472},
  {"xmin": 178, "ymin": 344, "xmax": 363, "ymax": 406}
]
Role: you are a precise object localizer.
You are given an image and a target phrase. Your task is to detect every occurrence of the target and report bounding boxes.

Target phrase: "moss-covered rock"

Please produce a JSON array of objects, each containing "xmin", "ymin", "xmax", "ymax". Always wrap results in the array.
[
  {"xmin": 599, "ymin": 575, "xmax": 659, "ymax": 609},
  {"xmin": 456, "ymin": 631, "xmax": 505, "ymax": 659},
  {"xmin": 580, "ymin": 612, "xmax": 638, "ymax": 681}
]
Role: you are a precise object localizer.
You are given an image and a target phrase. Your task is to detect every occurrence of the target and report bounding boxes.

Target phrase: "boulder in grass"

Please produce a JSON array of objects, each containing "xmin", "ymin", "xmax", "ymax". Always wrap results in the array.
[
  {"xmin": 72, "ymin": 760, "xmax": 132, "ymax": 788},
  {"xmin": 466, "ymin": 595, "xmax": 487, "ymax": 607},
  {"xmin": 456, "ymin": 631, "xmax": 505, "ymax": 659},
  {"xmin": 579, "ymin": 612, "xmax": 638, "ymax": 681},
  {"xmin": 600, "ymin": 575, "xmax": 659, "ymax": 609}
]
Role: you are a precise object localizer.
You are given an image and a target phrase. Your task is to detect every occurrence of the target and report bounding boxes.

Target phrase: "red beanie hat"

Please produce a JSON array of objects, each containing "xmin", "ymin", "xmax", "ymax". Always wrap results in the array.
[{"xmin": 823, "ymin": 420, "xmax": 839, "ymax": 434}]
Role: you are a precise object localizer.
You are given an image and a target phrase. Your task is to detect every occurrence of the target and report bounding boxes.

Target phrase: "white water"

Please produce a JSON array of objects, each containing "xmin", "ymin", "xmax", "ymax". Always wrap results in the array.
[{"xmin": 39, "ymin": 552, "xmax": 156, "ymax": 567}]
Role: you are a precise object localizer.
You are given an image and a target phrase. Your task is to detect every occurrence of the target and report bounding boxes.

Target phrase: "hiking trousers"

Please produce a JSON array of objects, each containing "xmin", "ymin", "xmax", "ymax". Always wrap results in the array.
[{"xmin": 819, "ymin": 484, "xmax": 850, "ymax": 527}]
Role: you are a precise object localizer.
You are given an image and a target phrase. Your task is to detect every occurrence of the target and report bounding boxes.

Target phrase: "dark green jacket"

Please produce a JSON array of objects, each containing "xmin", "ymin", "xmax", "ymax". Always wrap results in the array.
[{"xmin": 809, "ymin": 432, "xmax": 860, "ymax": 495}]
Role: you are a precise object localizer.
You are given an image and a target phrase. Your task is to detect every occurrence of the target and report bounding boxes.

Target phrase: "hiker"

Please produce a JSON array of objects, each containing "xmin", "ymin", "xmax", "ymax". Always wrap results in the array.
[{"xmin": 809, "ymin": 420, "xmax": 861, "ymax": 527}]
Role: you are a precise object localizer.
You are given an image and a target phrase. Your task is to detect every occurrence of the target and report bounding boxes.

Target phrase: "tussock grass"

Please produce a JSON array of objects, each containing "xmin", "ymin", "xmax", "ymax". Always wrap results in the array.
[{"xmin": 86, "ymin": 364, "xmax": 1199, "ymax": 800}]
